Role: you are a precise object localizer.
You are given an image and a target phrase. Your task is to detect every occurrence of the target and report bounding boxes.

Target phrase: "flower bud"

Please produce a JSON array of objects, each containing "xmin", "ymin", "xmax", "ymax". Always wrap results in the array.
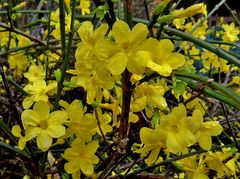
[
  {"xmin": 12, "ymin": 2, "xmax": 26, "ymax": 11},
  {"xmin": 173, "ymin": 3, "xmax": 204, "ymax": 19},
  {"xmin": 153, "ymin": 0, "xmax": 171, "ymax": 15}
]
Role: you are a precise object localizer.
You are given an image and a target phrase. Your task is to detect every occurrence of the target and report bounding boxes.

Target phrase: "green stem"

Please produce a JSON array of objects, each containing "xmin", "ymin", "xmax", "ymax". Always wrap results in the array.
[
  {"xmin": 223, "ymin": 2, "xmax": 240, "ymax": 26},
  {"xmin": 173, "ymin": 72, "xmax": 240, "ymax": 108},
  {"xmin": 0, "ymin": 118, "xmax": 18, "ymax": 145},
  {"xmin": 177, "ymin": 76, "xmax": 239, "ymax": 109},
  {"xmin": 0, "ymin": 65, "xmax": 25, "ymax": 134},
  {"xmin": 123, "ymin": 0, "xmax": 133, "ymax": 27},
  {"xmin": 0, "ymin": 10, "xmax": 50, "ymax": 14},
  {"xmin": 7, "ymin": 77, "xmax": 28, "ymax": 95},
  {"xmin": 0, "ymin": 141, "xmax": 31, "ymax": 159},
  {"xmin": 31, "ymin": 0, "xmax": 46, "ymax": 23},
  {"xmin": 126, "ymin": 142, "xmax": 239, "ymax": 177},
  {"xmin": 53, "ymin": 0, "xmax": 77, "ymax": 110}
]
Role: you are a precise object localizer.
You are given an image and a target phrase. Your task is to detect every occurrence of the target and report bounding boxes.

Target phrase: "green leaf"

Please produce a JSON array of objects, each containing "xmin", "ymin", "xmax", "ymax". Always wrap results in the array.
[
  {"xmin": 151, "ymin": 111, "xmax": 160, "ymax": 128},
  {"xmin": 54, "ymin": 69, "xmax": 62, "ymax": 83},
  {"xmin": 172, "ymin": 77, "xmax": 187, "ymax": 96}
]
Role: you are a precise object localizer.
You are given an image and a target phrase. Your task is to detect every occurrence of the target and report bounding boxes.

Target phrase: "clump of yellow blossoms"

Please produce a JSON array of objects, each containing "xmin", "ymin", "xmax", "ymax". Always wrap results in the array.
[
  {"xmin": 12, "ymin": 101, "xmax": 68, "ymax": 151},
  {"xmin": 136, "ymin": 104, "xmax": 223, "ymax": 165}
]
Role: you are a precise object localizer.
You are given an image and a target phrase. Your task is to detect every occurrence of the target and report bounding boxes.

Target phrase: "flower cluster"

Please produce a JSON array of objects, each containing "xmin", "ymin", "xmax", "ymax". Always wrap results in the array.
[{"xmin": 0, "ymin": 0, "xmax": 238, "ymax": 178}]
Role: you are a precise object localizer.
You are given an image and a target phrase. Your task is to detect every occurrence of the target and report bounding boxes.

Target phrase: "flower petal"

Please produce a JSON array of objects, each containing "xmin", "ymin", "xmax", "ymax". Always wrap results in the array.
[
  {"xmin": 167, "ymin": 53, "xmax": 185, "ymax": 69},
  {"xmin": 64, "ymin": 159, "xmax": 81, "ymax": 174},
  {"xmin": 48, "ymin": 111, "xmax": 68, "ymax": 124},
  {"xmin": 108, "ymin": 52, "xmax": 128, "ymax": 75},
  {"xmin": 198, "ymin": 134, "xmax": 212, "ymax": 150},
  {"xmin": 37, "ymin": 131, "xmax": 52, "ymax": 151},
  {"xmin": 47, "ymin": 125, "xmax": 65, "ymax": 138},
  {"xmin": 130, "ymin": 23, "xmax": 148, "ymax": 44},
  {"xmin": 22, "ymin": 96, "xmax": 34, "ymax": 109},
  {"xmin": 79, "ymin": 160, "xmax": 94, "ymax": 176},
  {"xmin": 112, "ymin": 20, "xmax": 130, "ymax": 44},
  {"xmin": 33, "ymin": 101, "xmax": 50, "ymax": 121},
  {"xmin": 22, "ymin": 110, "xmax": 40, "ymax": 126}
]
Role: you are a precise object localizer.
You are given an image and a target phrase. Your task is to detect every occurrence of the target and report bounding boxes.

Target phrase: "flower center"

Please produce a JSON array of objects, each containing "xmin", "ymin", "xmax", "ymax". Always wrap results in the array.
[
  {"xmin": 39, "ymin": 120, "xmax": 48, "ymax": 129},
  {"xmin": 122, "ymin": 42, "xmax": 132, "ymax": 53},
  {"xmin": 172, "ymin": 124, "xmax": 179, "ymax": 131}
]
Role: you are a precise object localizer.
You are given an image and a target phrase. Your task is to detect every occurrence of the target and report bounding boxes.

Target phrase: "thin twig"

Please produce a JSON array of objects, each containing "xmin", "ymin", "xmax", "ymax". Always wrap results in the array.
[{"xmin": 220, "ymin": 102, "xmax": 239, "ymax": 151}]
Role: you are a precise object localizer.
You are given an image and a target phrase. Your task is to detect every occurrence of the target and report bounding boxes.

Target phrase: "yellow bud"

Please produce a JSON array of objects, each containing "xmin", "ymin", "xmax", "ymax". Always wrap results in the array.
[
  {"xmin": 12, "ymin": 2, "xmax": 26, "ymax": 11},
  {"xmin": 173, "ymin": 3, "xmax": 204, "ymax": 19}
]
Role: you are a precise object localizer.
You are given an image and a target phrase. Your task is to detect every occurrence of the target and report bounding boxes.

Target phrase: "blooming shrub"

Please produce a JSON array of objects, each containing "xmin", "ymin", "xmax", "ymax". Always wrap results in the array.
[{"xmin": 0, "ymin": 0, "xmax": 239, "ymax": 178}]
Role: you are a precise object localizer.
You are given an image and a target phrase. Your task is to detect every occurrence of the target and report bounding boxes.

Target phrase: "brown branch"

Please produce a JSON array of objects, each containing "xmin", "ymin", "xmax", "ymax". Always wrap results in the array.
[
  {"xmin": 0, "ymin": 22, "xmax": 46, "ymax": 46},
  {"xmin": 119, "ymin": 69, "xmax": 132, "ymax": 139}
]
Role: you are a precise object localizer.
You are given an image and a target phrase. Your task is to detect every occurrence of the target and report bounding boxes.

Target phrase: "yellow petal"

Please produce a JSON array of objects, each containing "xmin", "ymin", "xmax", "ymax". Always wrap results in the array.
[
  {"xmin": 157, "ymin": 39, "xmax": 174, "ymax": 61},
  {"xmin": 131, "ymin": 96, "xmax": 147, "ymax": 112},
  {"xmin": 33, "ymin": 101, "xmax": 50, "ymax": 121},
  {"xmin": 166, "ymin": 132, "xmax": 184, "ymax": 153},
  {"xmin": 108, "ymin": 52, "xmax": 128, "ymax": 75},
  {"xmin": 79, "ymin": 160, "xmax": 94, "ymax": 176},
  {"xmin": 150, "ymin": 95, "xmax": 167, "ymax": 109},
  {"xmin": 188, "ymin": 110, "xmax": 203, "ymax": 133},
  {"xmin": 130, "ymin": 23, "xmax": 148, "ymax": 44},
  {"xmin": 37, "ymin": 131, "xmax": 52, "ymax": 151},
  {"xmin": 64, "ymin": 159, "xmax": 81, "ymax": 174},
  {"xmin": 147, "ymin": 60, "xmax": 172, "ymax": 76},
  {"xmin": 78, "ymin": 21, "xmax": 93, "ymax": 43},
  {"xmin": 129, "ymin": 112, "xmax": 139, "ymax": 123},
  {"xmin": 47, "ymin": 125, "xmax": 65, "ymax": 138},
  {"xmin": 112, "ymin": 20, "xmax": 130, "ymax": 44},
  {"xmin": 48, "ymin": 111, "xmax": 68, "ymax": 124},
  {"xmin": 202, "ymin": 121, "xmax": 223, "ymax": 136},
  {"xmin": 94, "ymin": 23, "xmax": 108, "ymax": 41},
  {"xmin": 12, "ymin": 125, "xmax": 21, "ymax": 137},
  {"xmin": 198, "ymin": 134, "xmax": 212, "ymax": 150},
  {"xmin": 22, "ymin": 96, "xmax": 34, "ymax": 109},
  {"xmin": 18, "ymin": 137, "xmax": 27, "ymax": 150},
  {"xmin": 167, "ymin": 53, "xmax": 185, "ymax": 69},
  {"xmin": 21, "ymin": 110, "xmax": 40, "ymax": 126},
  {"xmin": 172, "ymin": 103, "xmax": 186, "ymax": 121},
  {"xmin": 145, "ymin": 147, "xmax": 161, "ymax": 166}
]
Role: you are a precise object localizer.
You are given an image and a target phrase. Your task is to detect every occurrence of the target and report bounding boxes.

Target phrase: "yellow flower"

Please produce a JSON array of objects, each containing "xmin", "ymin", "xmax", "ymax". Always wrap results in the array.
[
  {"xmin": 131, "ymin": 82, "xmax": 167, "ymax": 112},
  {"xmin": 188, "ymin": 110, "xmax": 222, "ymax": 150},
  {"xmin": 158, "ymin": 104, "xmax": 196, "ymax": 153},
  {"xmin": 75, "ymin": 21, "xmax": 109, "ymax": 71},
  {"xmin": 94, "ymin": 108, "xmax": 113, "ymax": 136},
  {"xmin": 106, "ymin": 20, "xmax": 148, "ymax": 75},
  {"xmin": 222, "ymin": 22, "xmax": 239, "ymax": 42},
  {"xmin": 69, "ymin": 68, "xmax": 115, "ymax": 104},
  {"xmin": 173, "ymin": 3, "xmax": 206, "ymax": 19},
  {"xmin": 184, "ymin": 19, "xmax": 208, "ymax": 40},
  {"xmin": 176, "ymin": 154, "xmax": 209, "ymax": 179},
  {"xmin": 205, "ymin": 148, "xmax": 238, "ymax": 178},
  {"xmin": 201, "ymin": 50, "xmax": 230, "ymax": 73},
  {"xmin": 39, "ymin": 51, "xmax": 61, "ymax": 67},
  {"xmin": 172, "ymin": 8, "xmax": 186, "ymax": 29},
  {"xmin": 135, "ymin": 127, "xmax": 165, "ymax": 165},
  {"xmin": 78, "ymin": 0, "xmax": 91, "ymax": 15},
  {"xmin": 24, "ymin": 64, "xmax": 45, "ymax": 82},
  {"xmin": 62, "ymin": 139, "xmax": 99, "ymax": 176},
  {"xmin": 185, "ymin": 96, "xmax": 208, "ymax": 115},
  {"xmin": 137, "ymin": 38, "xmax": 185, "ymax": 76},
  {"xmin": 19, "ymin": 101, "xmax": 67, "ymax": 151},
  {"xmin": 8, "ymin": 53, "xmax": 29, "ymax": 77},
  {"xmin": 59, "ymin": 100, "xmax": 97, "ymax": 142},
  {"xmin": 23, "ymin": 80, "xmax": 57, "ymax": 109}
]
